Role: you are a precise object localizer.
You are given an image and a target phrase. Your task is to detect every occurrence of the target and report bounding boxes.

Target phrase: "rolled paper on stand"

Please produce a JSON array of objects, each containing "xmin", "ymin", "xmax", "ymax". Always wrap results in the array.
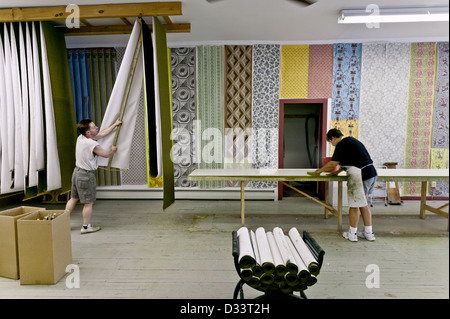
[
  {"xmin": 273, "ymin": 227, "xmax": 298, "ymax": 274},
  {"xmin": 237, "ymin": 227, "xmax": 256, "ymax": 269},
  {"xmin": 306, "ymin": 275, "xmax": 318, "ymax": 286},
  {"xmin": 289, "ymin": 227, "xmax": 320, "ymax": 275},
  {"xmin": 260, "ymin": 273, "xmax": 274, "ymax": 285},
  {"xmin": 255, "ymin": 227, "xmax": 275, "ymax": 274},
  {"xmin": 266, "ymin": 232, "xmax": 287, "ymax": 276},
  {"xmin": 285, "ymin": 272, "xmax": 299, "ymax": 287},
  {"xmin": 250, "ymin": 230, "xmax": 263, "ymax": 277},
  {"xmin": 273, "ymin": 274, "xmax": 285, "ymax": 285},
  {"xmin": 279, "ymin": 281, "xmax": 294, "ymax": 294},
  {"xmin": 293, "ymin": 283, "xmax": 308, "ymax": 292},
  {"xmin": 285, "ymin": 235, "xmax": 311, "ymax": 283},
  {"xmin": 247, "ymin": 276, "xmax": 260, "ymax": 289},
  {"xmin": 240, "ymin": 268, "xmax": 253, "ymax": 281}
]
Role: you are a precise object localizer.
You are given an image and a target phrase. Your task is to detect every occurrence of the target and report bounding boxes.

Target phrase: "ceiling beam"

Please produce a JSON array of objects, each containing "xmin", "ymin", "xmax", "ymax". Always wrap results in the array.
[
  {"xmin": 63, "ymin": 23, "xmax": 191, "ymax": 36},
  {"xmin": 0, "ymin": 2, "xmax": 182, "ymax": 22}
]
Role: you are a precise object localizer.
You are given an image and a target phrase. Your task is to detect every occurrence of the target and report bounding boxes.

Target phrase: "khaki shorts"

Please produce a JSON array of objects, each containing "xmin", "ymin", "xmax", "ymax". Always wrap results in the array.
[{"xmin": 71, "ymin": 167, "xmax": 97, "ymax": 204}]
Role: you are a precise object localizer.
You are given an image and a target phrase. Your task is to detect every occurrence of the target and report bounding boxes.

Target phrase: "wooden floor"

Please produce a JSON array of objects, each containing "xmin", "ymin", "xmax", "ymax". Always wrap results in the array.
[{"xmin": 1, "ymin": 197, "xmax": 448, "ymax": 299}]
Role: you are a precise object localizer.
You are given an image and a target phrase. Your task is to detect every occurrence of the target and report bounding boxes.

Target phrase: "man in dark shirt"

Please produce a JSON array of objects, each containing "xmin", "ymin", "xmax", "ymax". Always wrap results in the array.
[{"xmin": 310, "ymin": 129, "xmax": 377, "ymax": 242}]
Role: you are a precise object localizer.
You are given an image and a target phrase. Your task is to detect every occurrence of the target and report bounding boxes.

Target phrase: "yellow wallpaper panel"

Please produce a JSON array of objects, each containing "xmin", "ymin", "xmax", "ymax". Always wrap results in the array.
[{"xmin": 280, "ymin": 45, "xmax": 309, "ymax": 98}]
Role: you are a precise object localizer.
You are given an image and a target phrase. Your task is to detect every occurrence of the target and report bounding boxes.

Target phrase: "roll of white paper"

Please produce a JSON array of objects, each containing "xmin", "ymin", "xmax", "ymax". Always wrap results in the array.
[
  {"xmin": 237, "ymin": 227, "xmax": 256, "ymax": 269},
  {"xmin": 255, "ymin": 227, "xmax": 275, "ymax": 274},
  {"xmin": 267, "ymin": 232, "xmax": 287, "ymax": 276},
  {"xmin": 273, "ymin": 227, "xmax": 298, "ymax": 274},
  {"xmin": 250, "ymin": 230, "xmax": 261, "ymax": 265},
  {"xmin": 250, "ymin": 230, "xmax": 263, "ymax": 276},
  {"xmin": 288, "ymin": 227, "xmax": 320, "ymax": 275},
  {"xmin": 285, "ymin": 235, "xmax": 310, "ymax": 282}
]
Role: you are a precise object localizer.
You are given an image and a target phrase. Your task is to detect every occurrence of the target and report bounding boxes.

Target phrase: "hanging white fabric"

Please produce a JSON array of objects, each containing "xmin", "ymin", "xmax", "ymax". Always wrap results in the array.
[
  {"xmin": 97, "ymin": 20, "xmax": 144, "ymax": 170},
  {"xmin": 10, "ymin": 22, "xmax": 25, "ymax": 191},
  {"xmin": 40, "ymin": 22, "xmax": 62, "ymax": 191},
  {"xmin": 29, "ymin": 21, "xmax": 45, "ymax": 187},
  {"xmin": 1, "ymin": 25, "xmax": 16, "ymax": 194}
]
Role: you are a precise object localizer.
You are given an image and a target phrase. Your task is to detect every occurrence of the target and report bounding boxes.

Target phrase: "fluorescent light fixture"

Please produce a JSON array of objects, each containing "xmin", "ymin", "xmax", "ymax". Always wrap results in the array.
[{"xmin": 338, "ymin": 6, "xmax": 449, "ymax": 24}]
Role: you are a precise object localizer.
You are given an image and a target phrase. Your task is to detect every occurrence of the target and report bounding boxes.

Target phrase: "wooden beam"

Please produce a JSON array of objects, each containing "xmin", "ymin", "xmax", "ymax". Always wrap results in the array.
[
  {"xmin": 63, "ymin": 23, "xmax": 191, "ymax": 36},
  {"xmin": 0, "ymin": 2, "xmax": 182, "ymax": 22},
  {"xmin": 120, "ymin": 17, "xmax": 132, "ymax": 25},
  {"xmin": 162, "ymin": 16, "xmax": 173, "ymax": 24},
  {"xmin": 80, "ymin": 19, "xmax": 93, "ymax": 27}
]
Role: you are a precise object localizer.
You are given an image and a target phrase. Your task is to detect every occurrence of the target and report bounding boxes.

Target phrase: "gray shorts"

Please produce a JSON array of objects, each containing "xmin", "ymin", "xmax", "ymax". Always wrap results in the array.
[
  {"xmin": 363, "ymin": 176, "xmax": 377, "ymax": 196},
  {"xmin": 71, "ymin": 167, "xmax": 97, "ymax": 204}
]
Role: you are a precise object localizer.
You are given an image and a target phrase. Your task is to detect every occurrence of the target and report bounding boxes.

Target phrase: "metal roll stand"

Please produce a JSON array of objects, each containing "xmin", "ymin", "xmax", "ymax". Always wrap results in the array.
[{"xmin": 232, "ymin": 230, "xmax": 325, "ymax": 299}]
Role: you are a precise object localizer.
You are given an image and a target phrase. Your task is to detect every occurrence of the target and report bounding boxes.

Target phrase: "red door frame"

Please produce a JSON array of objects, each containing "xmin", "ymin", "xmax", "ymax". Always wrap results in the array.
[{"xmin": 278, "ymin": 98, "xmax": 329, "ymax": 200}]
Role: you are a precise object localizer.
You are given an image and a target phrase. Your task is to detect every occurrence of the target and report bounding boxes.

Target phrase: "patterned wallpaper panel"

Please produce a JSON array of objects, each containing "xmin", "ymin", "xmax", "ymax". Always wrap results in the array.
[
  {"xmin": 308, "ymin": 44, "xmax": 333, "ymax": 99},
  {"xmin": 430, "ymin": 42, "xmax": 449, "ymax": 196},
  {"xmin": 251, "ymin": 44, "xmax": 281, "ymax": 189},
  {"xmin": 280, "ymin": 45, "xmax": 309, "ymax": 98},
  {"xmin": 331, "ymin": 43, "xmax": 362, "ymax": 121},
  {"xmin": 170, "ymin": 47, "xmax": 198, "ymax": 187},
  {"xmin": 359, "ymin": 43, "xmax": 409, "ymax": 168},
  {"xmin": 403, "ymin": 43, "xmax": 437, "ymax": 196},
  {"xmin": 224, "ymin": 45, "xmax": 253, "ymax": 187},
  {"xmin": 196, "ymin": 45, "xmax": 225, "ymax": 189},
  {"xmin": 432, "ymin": 42, "xmax": 449, "ymax": 149}
]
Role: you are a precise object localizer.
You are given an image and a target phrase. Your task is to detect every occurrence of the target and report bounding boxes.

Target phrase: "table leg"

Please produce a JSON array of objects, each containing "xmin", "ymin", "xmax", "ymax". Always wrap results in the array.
[
  {"xmin": 324, "ymin": 181, "xmax": 329, "ymax": 219},
  {"xmin": 240, "ymin": 181, "xmax": 245, "ymax": 226},
  {"xmin": 420, "ymin": 181, "xmax": 427, "ymax": 219},
  {"xmin": 337, "ymin": 181, "xmax": 343, "ymax": 232}
]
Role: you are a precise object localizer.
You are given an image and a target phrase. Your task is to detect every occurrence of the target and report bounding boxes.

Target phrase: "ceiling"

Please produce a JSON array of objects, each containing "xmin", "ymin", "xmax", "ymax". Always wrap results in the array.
[{"xmin": 0, "ymin": 0, "xmax": 449, "ymax": 48}]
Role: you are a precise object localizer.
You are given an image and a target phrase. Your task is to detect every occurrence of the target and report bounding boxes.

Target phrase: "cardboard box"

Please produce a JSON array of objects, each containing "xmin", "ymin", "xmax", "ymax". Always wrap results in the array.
[
  {"xmin": 0, "ymin": 206, "xmax": 44, "ymax": 279},
  {"xmin": 17, "ymin": 210, "xmax": 72, "ymax": 285}
]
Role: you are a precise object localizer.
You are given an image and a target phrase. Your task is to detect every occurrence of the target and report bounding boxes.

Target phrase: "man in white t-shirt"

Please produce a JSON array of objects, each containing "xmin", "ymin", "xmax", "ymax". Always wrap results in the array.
[{"xmin": 65, "ymin": 118, "xmax": 121, "ymax": 234}]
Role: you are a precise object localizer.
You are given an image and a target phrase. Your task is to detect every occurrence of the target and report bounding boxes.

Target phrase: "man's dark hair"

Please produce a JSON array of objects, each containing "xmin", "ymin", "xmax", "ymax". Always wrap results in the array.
[
  {"xmin": 326, "ymin": 128, "xmax": 344, "ymax": 141},
  {"xmin": 77, "ymin": 119, "xmax": 93, "ymax": 136}
]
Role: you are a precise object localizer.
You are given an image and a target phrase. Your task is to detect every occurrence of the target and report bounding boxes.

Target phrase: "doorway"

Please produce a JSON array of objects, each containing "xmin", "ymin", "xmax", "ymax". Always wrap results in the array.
[{"xmin": 278, "ymin": 99, "xmax": 328, "ymax": 200}]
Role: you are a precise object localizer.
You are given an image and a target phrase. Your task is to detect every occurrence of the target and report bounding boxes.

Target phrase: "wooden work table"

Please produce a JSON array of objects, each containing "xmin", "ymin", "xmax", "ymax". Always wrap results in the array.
[{"xmin": 188, "ymin": 168, "xmax": 449, "ymax": 231}]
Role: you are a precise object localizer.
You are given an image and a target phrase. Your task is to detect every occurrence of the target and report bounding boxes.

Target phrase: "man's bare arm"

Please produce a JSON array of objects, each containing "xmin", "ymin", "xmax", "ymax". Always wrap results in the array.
[
  {"xmin": 93, "ymin": 145, "xmax": 117, "ymax": 158},
  {"xmin": 93, "ymin": 119, "xmax": 122, "ymax": 141}
]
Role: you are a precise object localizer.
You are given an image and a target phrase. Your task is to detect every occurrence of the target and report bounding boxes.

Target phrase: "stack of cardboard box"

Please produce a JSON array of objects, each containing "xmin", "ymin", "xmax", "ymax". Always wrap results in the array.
[{"xmin": 0, "ymin": 206, "xmax": 72, "ymax": 285}]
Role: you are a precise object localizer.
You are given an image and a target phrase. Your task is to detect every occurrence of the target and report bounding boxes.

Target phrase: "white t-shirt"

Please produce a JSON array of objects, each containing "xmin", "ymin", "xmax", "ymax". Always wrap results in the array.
[{"xmin": 75, "ymin": 134, "xmax": 99, "ymax": 171}]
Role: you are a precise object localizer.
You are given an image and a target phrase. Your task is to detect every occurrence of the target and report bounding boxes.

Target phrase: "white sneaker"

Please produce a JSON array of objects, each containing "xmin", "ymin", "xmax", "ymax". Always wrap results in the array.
[
  {"xmin": 80, "ymin": 225, "xmax": 101, "ymax": 234},
  {"xmin": 342, "ymin": 231, "xmax": 358, "ymax": 242},
  {"xmin": 357, "ymin": 231, "xmax": 376, "ymax": 241}
]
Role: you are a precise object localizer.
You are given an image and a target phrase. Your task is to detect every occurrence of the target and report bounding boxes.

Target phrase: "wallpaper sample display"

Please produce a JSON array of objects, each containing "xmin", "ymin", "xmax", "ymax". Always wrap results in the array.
[
  {"xmin": 224, "ymin": 45, "xmax": 253, "ymax": 187},
  {"xmin": 251, "ymin": 45, "xmax": 281, "ymax": 189},
  {"xmin": 307, "ymin": 44, "xmax": 333, "ymax": 98},
  {"xmin": 196, "ymin": 45, "xmax": 225, "ymax": 189},
  {"xmin": 359, "ymin": 43, "xmax": 410, "ymax": 167},
  {"xmin": 403, "ymin": 43, "xmax": 437, "ymax": 196},
  {"xmin": 280, "ymin": 45, "xmax": 309, "ymax": 99},
  {"xmin": 331, "ymin": 43, "xmax": 362, "ymax": 121},
  {"xmin": 430, "ymin": 42, "xmax": 449, "ymax": 197},
  {"xmin": 170, "ymin": 47, "xmax": 197, "ymax": 187}
]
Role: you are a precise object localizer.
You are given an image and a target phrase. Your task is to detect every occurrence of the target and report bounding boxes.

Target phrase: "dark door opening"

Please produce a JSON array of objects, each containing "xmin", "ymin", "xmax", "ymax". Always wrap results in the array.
[{"xmin": 278, "ymin": 99, "xmax": 328, "ymax": 200}]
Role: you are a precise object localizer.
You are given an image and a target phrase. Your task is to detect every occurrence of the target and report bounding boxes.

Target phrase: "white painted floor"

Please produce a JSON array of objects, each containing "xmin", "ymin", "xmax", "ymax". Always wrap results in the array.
[{"xmin": 1, "ymin": 197, "xmax": 448, "ymax": 299}]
